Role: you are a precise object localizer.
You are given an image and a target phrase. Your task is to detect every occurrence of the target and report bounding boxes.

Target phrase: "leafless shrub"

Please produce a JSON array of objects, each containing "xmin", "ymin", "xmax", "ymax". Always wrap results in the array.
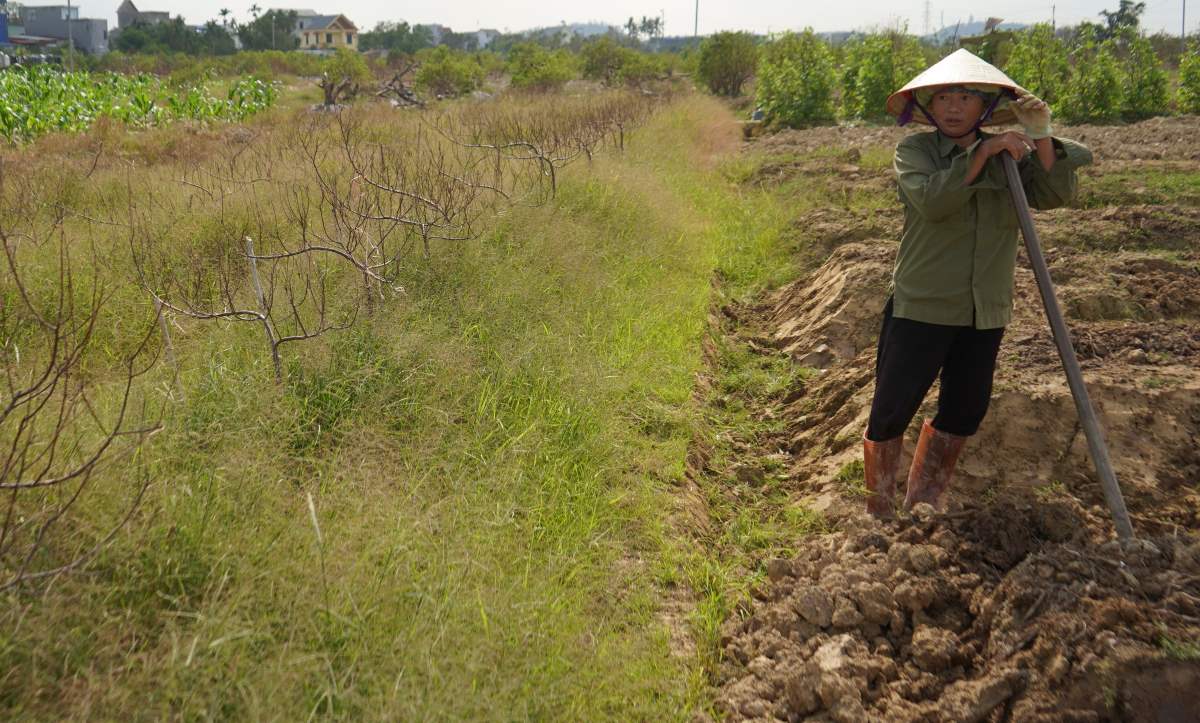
[
  {"xmin": 0, "ymin": 231, "xmax": 160, "ymax": 592},
  {"xmin": 129, "ymin": 154, "xmax": 359, "ymax": 383},
  {"xmin": 428, "ymin": 90, "xmax": 662, "ymax": 197}
]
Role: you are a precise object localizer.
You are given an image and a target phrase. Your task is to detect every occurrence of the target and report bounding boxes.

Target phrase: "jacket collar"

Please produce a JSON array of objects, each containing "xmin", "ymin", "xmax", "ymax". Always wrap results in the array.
[{"xmin": 935, "ymin": 129, "xmax": 991, "ymax": 157}]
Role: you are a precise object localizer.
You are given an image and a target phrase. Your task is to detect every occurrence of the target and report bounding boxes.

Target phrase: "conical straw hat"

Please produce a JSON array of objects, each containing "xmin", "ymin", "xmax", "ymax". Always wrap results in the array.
[{"xmin": 886, "ymin": 48, "xmax": 1026, "ymax": 126}]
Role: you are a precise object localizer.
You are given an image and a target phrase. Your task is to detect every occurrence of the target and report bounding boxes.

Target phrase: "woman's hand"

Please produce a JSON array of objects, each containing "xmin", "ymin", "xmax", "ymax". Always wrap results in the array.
[
  {"xmin": 980, "ymin": 131, "xmax": 1036, "ymax": 161},
  {"xmin": 1012, "ymin": 91, "xmax": 1053, "ymax": 139}
]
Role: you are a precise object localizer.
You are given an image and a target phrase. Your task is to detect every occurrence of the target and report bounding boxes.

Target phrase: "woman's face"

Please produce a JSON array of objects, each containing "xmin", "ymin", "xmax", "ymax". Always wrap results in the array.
[{"xmin": 928, "ymin": 88, "xmax": 986, "ymax": 136}]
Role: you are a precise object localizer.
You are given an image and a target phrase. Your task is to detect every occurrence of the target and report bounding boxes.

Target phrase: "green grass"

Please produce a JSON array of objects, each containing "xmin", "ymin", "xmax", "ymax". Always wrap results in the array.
[
  {"xmin": 1033, "ymin": 479, "xmax": 1069, "ymax": 500},
  {"xmin": 1079, "ymin": 166, "xmax": 1200, "ymax": 207},
  {"xmin": 835, "ymin": 459, "xmax": 868, "ymax": 498},
  {"xmin": 1158, "ymin": 628, "xmax": 1200, "ymax": 661}
]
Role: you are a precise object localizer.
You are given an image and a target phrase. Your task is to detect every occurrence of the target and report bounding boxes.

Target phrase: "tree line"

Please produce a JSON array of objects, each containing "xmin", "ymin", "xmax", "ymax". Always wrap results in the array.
[{"xmin": 699, "ymin": 2, "xmax": 1200, "ymax": 125}]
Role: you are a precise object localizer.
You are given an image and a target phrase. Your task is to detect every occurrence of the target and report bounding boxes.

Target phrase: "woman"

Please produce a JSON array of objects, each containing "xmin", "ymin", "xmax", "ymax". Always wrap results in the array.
[{"xmin": 864, "ymin": 50, "xmax": 1092, "ymax": 518}]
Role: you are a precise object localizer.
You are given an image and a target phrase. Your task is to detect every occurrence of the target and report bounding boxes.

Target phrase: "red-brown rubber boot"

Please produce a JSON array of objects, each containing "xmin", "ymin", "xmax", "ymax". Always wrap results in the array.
[
  {"xmin": 863, "ymin": 433, "xmax": 903, "ymax": 519},
  {"xmin": 904, "ymin": 419, "xmax": 967, "ymax": 511}
]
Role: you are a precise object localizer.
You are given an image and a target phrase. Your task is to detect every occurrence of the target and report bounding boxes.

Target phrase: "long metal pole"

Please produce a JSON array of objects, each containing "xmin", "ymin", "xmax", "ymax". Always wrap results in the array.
[
  {"xmin": 1001, "ymin": 154, "xmax": 1134, "ymax": 540},
  {"xmin": 66, "ymin": 0, "xmax": 74, "ymax": 70},
  {"xmin": 694, "ymin": 0, "xmax": 698, "ymax": 37}
]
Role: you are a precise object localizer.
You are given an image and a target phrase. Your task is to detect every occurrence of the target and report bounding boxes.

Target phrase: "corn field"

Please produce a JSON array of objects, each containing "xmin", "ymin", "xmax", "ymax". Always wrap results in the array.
[{"xmin": 0, "ymin": 66, "xmax": 277, "ymax": 142}]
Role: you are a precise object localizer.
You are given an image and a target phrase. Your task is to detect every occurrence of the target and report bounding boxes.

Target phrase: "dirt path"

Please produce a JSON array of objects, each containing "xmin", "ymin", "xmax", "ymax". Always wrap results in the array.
[{"xmin": 700, "ymin": 118, "xmax": 1200, "ymax": 721}]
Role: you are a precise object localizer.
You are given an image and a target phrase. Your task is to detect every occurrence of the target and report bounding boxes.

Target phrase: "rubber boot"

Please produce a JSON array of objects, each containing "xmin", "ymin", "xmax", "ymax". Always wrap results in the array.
[
  {"xmin": 863, "ymin": 433, "xmax": 903, "ymax": 519},
  {"xmin": 904, "ymin": 419, "xmax": 967, "ymax": 511}
]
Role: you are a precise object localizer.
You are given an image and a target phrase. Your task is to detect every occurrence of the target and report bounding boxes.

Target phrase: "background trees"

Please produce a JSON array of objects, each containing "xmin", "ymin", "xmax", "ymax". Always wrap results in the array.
[
  {"xmin": 236, "ymin": 9, "xmax": 299, "ymax": 51},
  {"xmin": 507, "ymin": 42, "xmax": 578, "ymax": 91},
  {"xmin": 840, "ymin": 31, "xmax": 925, "ymax": 121},
  {"xmin": 1005, "ymin": 24, "xmax": 1069, "ymax": 106},
  {"xmin": 697, "ymin": 31, "xmax": 757, "ymax": 96},
  {"xmin": 415, "ymin": 47, "xmax": 484, "ymax": 98},
  {"xmin": 359, "ymin": 21, "xmax": 434, "ymax": 54},
  {"xmin": 756, "ymin": 30, "xmax": 837, "ymax": 127}
]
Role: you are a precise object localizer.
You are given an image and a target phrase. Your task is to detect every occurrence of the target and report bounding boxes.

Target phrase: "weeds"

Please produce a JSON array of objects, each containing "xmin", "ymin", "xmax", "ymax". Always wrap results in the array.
[
  {"xmin": 836, "ymin": 459, "xmax": 868, "ymax": 498},
  {"xmin": 1157, "ymin": 625, "xmax": 1200, "ymax": 661}
]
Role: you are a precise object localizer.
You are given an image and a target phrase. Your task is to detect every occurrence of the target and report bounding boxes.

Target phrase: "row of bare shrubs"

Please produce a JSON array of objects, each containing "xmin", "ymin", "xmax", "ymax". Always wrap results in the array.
[{"xmin": 0, "ymin": 89, "xmax": 663, "ymax": 591}]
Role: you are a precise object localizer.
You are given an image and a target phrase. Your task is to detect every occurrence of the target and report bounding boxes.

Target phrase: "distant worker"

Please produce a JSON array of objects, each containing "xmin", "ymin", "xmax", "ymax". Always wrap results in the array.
[{"xmin": 862, "ymin": 49, "xmax": 1092, "ymax": 518}]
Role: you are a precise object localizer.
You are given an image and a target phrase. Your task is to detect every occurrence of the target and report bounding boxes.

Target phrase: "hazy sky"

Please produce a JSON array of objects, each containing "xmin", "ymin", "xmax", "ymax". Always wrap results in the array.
[{"xmin": 67, "ymin": 1, "xmax": 1192, "ymax": 36}]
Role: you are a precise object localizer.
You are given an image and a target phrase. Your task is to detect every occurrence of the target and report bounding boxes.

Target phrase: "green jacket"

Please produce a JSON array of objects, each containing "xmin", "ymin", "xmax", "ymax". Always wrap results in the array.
[{"xmin": 892, "ymin": 130, "xmax": 1093, "ymax": 329}]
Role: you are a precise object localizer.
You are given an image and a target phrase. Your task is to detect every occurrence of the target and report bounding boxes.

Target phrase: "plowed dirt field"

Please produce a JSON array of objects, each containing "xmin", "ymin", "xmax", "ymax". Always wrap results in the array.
[{"xmin": 704, "ymin": 118, "xmax": 1200, "ymax": 722}]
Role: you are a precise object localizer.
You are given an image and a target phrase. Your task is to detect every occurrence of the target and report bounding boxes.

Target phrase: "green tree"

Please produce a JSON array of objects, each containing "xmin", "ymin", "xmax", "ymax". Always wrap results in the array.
[
  {"xmin": 110, "ymin": 16, "xmax": 235, "ymax": 55},
  {"xmin": 697, "ymin": 31, "xmax": 758, "ymax": 96},
  {"xmin": 1058, "ymin": 27, "xmax": 1124, "ymax": 122},
  {"xmin": 1099, "ymin": 0, "xmax": 1145, "ymax": 40},
  {"xmin": 615, "ymin": 50, "xmax": 663, "ymax": 86},
  {"xmin": 414, "ymin": 46, "xmax": 483, "ymax": 97},
  {"xmin": 199, "ymin": 21, "xmax": 238, "ymax": 55},
  {"xmin": 1004, "ymin": 24, "xmax": 1068, "ymax": 105},
  {"xmin": 441, "ymin": 30, "xmax": 480, "ymax": 51},
  {"xmin": 580, "ymin": 37, "xmax": 660, "ymax": 87},
  {"xmin": 507, "ymin": 42, "xmax": 577, "ymax": 91},
  {"xmin": 1123, "ymin": 33, "xmax": 1169, "ymax": 118},
  {"xmin": 237, "ymin": 9, "xmax": 298, "ymax": 51},
  {"xmin": 581, "ymin": 36, "xmax": 627, "ymax": 84},
  {"xmin": 1179, "ymin": 44, "xmax": 1200, "ymax": 113},
  {"xmin": 359, "ymin": 21, "xmax": 434, "ymax": 53},
  {"xmin": 755, "ymin": 30, "xmax": 837, "ymax": 127},
  {"xmin": 318, "ymin": 47, "xmax": 371, "ymax": 105},
  {"xmin": 841, "ymin": 31, "xmax": 925, "ymax": 120}
]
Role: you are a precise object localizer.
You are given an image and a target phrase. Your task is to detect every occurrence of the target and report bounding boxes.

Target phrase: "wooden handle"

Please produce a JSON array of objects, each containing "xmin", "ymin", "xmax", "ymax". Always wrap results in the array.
[{"xmin": 1001, "ymin": 153, "xmax": 1134, "ymax": 540}]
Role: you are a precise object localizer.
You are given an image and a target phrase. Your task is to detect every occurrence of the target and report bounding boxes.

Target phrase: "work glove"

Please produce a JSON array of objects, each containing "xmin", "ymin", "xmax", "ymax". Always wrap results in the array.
[{"xmin": 1012, "ymin": 91, "xmax": 1052, "ymax": 140}]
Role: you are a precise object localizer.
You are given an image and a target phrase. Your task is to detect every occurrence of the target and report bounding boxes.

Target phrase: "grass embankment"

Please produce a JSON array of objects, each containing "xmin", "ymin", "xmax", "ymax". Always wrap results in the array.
[{"xmin": 1, "ymin": 95, "xmax": 803, "ymax": 718}]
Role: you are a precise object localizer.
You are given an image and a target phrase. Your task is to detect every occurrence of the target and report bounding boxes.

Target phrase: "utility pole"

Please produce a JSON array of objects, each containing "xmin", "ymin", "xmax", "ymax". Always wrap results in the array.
[
  {"xmin": 923, "ymin": 0, "xmax": 931, "ymax": 36},
  {"xmin": 66, "ymin": 0, "xmax": 74, "ymax": 70},
  {"xmin": 693, "ymin": 0, "xmax": 698, "ymax": 38},
  {"xmin": 1183, "ymin": 0, "xmax": 1187, "ymax": 39},
  {"xmin": 1052, "ymin": 4, "xmax": 1056, "ymax": 33}
]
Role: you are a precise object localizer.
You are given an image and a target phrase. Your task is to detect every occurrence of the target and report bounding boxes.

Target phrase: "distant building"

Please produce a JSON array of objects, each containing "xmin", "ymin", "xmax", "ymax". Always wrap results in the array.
[
  {"xmin": 18, "ymin": 5, "xmax": 107, "ymax": 53},
  {"xmin": 115, "ymin": 0, "xmax": 169, "ymax": 29},
  {"xmin": 474, "ymin": 28, "xmax": 500, "ymax": 49},
  {"xmin": 298, "ymin": 14, "xmax": 357, "ymax": 51}
]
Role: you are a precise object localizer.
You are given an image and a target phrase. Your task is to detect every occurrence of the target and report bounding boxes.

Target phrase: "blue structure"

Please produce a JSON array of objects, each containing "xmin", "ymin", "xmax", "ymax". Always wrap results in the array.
[{"xmin": 0, "ymin": 0, "xmax": 9, "ymax": 45}]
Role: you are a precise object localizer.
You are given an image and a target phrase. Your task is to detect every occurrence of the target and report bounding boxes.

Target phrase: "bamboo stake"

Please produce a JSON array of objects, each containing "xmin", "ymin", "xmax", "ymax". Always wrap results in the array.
[
  {"xmin": 154, "ymin": 298, "xmax": 185, "ymax": 402},
  {"xmin": 1001, "ymin": 153, "xmax": 1134, "ymax": 540},
  {"xmin": 244, "ymin": 235, "xmax": 282, "ymax": 382}
]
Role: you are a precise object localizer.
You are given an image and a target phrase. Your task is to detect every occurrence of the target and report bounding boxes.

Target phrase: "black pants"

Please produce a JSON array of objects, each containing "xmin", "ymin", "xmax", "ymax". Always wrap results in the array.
[{"xmin": 866, "ymin": 297, "xmax": 1005, "ymax": 442}]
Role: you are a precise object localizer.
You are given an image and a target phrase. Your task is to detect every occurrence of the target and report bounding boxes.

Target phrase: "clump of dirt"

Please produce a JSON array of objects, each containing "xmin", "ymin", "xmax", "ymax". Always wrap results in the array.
[
  {"xmin": 767, "ymin": 242, "xmax": 894, "ymax": 366},
  {"xmin": 716, "ymin": 501, "xmax": 1200, "ymax": 722}
]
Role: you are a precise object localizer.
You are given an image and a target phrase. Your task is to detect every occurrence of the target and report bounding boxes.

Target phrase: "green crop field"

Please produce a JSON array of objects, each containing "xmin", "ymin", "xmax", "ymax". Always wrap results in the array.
[{"xmin": 0, "ymin": 66, "xmax": 276, "ymax": 141}]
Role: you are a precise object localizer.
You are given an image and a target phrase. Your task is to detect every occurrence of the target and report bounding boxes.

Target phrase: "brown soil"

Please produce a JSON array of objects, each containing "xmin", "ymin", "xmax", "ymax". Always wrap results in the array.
[{"xmin": 709, "ymin": 118, "xmax": 1200, "ymax": 721}]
